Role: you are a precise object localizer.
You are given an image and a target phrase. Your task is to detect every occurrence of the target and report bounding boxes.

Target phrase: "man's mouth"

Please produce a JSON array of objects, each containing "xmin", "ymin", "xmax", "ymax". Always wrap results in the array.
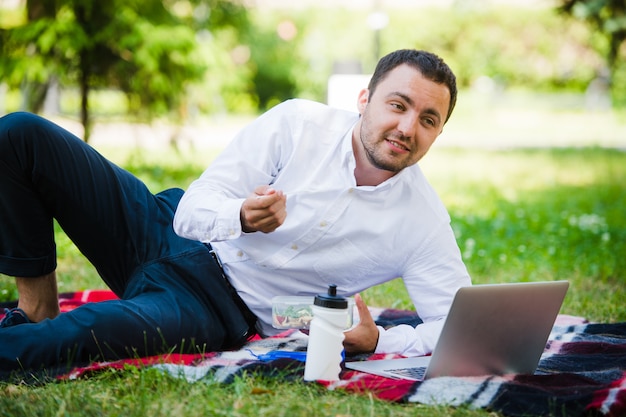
[{"xmin": 387, "ymin": 138, "xmax": 409, "ymax": 152}]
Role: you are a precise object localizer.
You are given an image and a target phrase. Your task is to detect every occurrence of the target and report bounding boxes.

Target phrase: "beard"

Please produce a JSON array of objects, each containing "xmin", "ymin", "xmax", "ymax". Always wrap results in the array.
[{"xmin": 359, "ymin": 119, "xmax": 414, "ymax": 174}]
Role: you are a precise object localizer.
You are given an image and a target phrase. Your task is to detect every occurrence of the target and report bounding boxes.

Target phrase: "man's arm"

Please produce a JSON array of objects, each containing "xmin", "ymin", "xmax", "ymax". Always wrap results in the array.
[
  {"xmin": 173, "ymin": 101, "xmax": 297, "ymax": 242},
  {"xmin": 354, "ymin": 223, "xmax": 471, "ymax": 357}
]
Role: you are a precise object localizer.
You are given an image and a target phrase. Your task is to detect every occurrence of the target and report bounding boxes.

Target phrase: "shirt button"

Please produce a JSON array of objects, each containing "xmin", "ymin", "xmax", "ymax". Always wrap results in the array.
[
  {"xmin": 291, "ymin": 244, "xmax": 298, "ymax": 250},
  {"xmin": 229, "ymin": 229, "xmax": 235, "ymax": 236},
  {"xmin": 237, "ymin": 250, "xmax": 244, "ymax": 257},
  {"xmin": 320, "ymin": 221, "xmax": 328, "ymax": 227}
]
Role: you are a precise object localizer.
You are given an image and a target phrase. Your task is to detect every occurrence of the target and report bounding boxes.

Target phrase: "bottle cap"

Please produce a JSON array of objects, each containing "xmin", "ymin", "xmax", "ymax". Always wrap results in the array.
[{"xmin": 313, "ymin": 284, "xmax": 348, "ymax": 309}]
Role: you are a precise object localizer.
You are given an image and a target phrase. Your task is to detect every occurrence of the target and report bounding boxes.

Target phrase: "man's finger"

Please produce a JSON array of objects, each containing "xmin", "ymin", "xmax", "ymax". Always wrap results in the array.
[{"xmin": 355, "ymin": 293, "xmax": 374, "ymax": 324}]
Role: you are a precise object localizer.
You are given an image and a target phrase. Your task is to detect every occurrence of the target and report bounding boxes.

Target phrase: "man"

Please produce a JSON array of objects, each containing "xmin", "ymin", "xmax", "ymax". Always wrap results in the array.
[{"xmin": 0, "ymin": 49, "xmax": 470, "ymax": 377}]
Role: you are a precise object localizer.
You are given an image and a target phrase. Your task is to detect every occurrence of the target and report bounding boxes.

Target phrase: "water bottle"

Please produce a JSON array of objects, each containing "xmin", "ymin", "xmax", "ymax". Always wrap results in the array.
[{"xmin": 303, "ymin": 284, "xmax": 348, "ymax": 381}]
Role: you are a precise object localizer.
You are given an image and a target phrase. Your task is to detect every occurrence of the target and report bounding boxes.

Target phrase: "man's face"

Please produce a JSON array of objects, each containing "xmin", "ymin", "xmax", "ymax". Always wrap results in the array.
[{"xmin": 356, "ymin": 64, "xmax": 451, "ymax": 174}]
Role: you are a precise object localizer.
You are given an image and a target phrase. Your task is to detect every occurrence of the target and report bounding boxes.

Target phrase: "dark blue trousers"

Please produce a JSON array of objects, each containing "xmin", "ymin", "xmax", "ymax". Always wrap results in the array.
[{"xmin": 0, "ymin": 112, "xmax": 252, "ymax": 378}]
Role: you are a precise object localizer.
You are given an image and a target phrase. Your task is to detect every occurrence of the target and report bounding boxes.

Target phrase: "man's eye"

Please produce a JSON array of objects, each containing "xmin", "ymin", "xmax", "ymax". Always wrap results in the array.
[
  {"xmin": 390, "ymin": 103, "xmax": 404, "ymax": 111},
  {"xmin": 423, "ymin": 118, "xmax": 436, "ymax": 127}
]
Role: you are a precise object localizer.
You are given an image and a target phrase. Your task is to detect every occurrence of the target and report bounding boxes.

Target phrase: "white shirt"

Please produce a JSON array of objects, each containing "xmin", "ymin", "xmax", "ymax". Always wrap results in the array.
[{"xmin": 173, "ymin": 99, "xmax": 471, "ymax": 356}]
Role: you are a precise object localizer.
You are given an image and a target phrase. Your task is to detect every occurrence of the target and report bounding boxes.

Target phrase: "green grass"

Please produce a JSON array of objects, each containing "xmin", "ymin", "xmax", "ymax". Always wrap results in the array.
[
  {"xmin": 1, "ymin": 146, "xmax": 625, "ymax": 416},
  {"xmin": 0, "ymin": 366, "xmax": 473, "ymax": 417}
]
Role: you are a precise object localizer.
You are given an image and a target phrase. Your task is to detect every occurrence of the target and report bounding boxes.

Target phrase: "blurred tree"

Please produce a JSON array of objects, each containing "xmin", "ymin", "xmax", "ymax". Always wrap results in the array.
[
  {"xmin": 0, "ymin": 0, "xmax": 248, "ymax": 142},
  {"xmin": 243, "ymin": 15, "xmax": 299, "ymax": 111},
  {"xmin": 558, "ymin": 0, "xmax": 626, "ymax": 106}
]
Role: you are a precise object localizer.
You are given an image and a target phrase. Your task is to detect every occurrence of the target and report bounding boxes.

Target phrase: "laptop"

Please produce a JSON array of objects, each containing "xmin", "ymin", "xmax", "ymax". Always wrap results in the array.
[{"xmin": 346, "ymin": 280, "xmax": 569, "ymax": 381}]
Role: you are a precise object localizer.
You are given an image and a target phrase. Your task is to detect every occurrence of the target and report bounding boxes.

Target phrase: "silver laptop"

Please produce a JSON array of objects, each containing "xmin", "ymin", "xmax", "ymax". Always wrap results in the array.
[{"xmin": 346, "ymin": 281, "xmax": 569, "ymax": 381}]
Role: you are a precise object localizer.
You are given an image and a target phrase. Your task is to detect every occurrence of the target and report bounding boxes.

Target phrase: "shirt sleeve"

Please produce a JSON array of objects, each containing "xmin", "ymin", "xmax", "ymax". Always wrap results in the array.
[
  {"xmin": 173, "ymin": 101, "xmax": 297, "ymax": 242},
  {"xmin": 375, "ymin": 220, "xmax": 472, "ymax": 356},
  {"xmin": 375, "ymin": 320, "xmax": 445, "ymax": 356}
]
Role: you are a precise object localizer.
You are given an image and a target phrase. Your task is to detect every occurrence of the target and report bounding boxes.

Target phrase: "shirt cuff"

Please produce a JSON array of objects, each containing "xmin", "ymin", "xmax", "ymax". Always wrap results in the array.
[
  {"xmin": 211, "ymin": 198, "xmax": 246, "ymax": 241},
  {"xmin": 374, "ymin": 319, "xmax": 445, "ymax": 357}
]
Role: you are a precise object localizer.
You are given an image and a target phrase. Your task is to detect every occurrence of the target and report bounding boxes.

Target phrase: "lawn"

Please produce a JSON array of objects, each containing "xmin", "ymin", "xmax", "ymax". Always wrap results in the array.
[{"xmin": 0, "ymin": 145, "xmax": 625, "ymax": 417}]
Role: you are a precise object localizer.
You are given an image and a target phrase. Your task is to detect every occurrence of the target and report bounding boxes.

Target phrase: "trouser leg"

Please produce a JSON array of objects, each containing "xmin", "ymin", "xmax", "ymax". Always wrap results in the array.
[
  {"xmin": 0, "ymin": 113, "xmax": 252, "ymax": 375},
  {"xmin": 0, "ymin": 269, "xmax": 224, "ymax": 379},
  {"xmin": 0, "ymin": 111, "xmax": 173, "ymax": 292}
]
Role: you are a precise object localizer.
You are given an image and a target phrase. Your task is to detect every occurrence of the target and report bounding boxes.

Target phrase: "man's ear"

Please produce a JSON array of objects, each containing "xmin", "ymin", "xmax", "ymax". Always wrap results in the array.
[{"xmin": 356, "ymin": 88, "xmax": 369, "ymax": 114}]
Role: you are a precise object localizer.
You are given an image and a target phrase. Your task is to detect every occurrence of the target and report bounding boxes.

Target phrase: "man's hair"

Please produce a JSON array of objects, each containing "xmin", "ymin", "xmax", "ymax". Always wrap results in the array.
[{"xmin": 367, "ymin": 49, "xmax": 457, "ymax": 123}]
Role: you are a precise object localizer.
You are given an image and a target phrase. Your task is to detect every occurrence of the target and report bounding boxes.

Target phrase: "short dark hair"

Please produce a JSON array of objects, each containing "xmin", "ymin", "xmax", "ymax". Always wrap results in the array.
[{"xmin": 368, "ymin": 49, "xmax": 457, "ymax": 123}]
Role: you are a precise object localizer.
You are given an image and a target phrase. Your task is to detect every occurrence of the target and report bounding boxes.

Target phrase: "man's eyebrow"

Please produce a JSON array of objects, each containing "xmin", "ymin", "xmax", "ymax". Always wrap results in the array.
[
  {"xmin": 387, "ymin": 91, "xmax": 414, "ymax": 106},
  {"xmin": 387, "ymin": 91, "xmax": 442, "ymax": 123},
  {"xmin": 423, "ymin": 108, "xmax": 442, "ymax": 124}
]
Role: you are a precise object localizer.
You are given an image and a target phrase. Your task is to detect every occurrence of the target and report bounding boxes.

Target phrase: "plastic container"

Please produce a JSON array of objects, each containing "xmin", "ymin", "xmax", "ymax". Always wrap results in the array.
[
  {"xmin": 303, "ymin": 285, "xmax": 349, "ymax": 381},
  {"xmin": 272, "ymin": 295, "xmax": 354, "ymax": 330}
]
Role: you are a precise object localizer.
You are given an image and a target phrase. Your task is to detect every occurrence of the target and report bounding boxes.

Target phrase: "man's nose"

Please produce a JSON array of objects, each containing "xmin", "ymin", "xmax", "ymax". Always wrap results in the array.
[{"xmin": 397, "ymin": 113, "xmax": 418, "ymax": 138}]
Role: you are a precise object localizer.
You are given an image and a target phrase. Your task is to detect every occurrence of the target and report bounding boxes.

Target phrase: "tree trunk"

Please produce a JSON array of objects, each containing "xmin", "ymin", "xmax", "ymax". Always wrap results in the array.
[
  {"xmin": 80, "ymin": 52, "xmax": 91, "ymax": 143},
  {"xmin": 24, "ymin": 0, "xmax": 51, "ymax": 113}
]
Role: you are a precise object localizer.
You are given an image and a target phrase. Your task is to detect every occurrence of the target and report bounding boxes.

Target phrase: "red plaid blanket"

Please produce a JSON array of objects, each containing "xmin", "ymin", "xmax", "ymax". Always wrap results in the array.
[{"xmin": 3, "ymin": 290, "xmax": 625, "ymax": 417}]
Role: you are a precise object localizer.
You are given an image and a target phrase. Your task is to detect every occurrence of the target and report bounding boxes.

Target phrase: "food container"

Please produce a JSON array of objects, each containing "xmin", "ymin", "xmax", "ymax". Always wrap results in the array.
[{"xmin": 271, "ymin": 296, "xmax": 355, "ymax": 330}]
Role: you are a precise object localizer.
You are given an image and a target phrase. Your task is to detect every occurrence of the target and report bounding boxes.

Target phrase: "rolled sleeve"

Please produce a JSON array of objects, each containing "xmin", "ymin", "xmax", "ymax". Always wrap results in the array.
[
  {"xmin": 174, "ymin": 194, "xmax": 245, "ymax": 242},
  {"xmin": 375, "ymin": 319, "xmax": 445, "ymax": 357}
]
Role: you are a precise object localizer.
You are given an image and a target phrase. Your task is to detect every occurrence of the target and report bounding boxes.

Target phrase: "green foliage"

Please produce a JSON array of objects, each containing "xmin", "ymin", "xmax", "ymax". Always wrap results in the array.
[
  {"xmin": 242, "ymin": 12, "xmax": 299, "ymax": 110},
  {"xmin": 0, "ymin": 0, "xmax": 249, "ymax": 140},
  {"xmin": 558, "ymin": 0, "xmax": 626, "ymax": 106},
  {"xmin": 225, "ymin": 5, "xmax": 622, "ymax": 109},
  {"xmin": 116, "ymin": 21, "xmax": 204, "ymax": 116},
  {"xmin": 236, "ymin": 5, "xmax": 612, "ymax": 102},
  {"xmin": 175, "ymin": 28, "xmax": 257, "ymax": 115}
]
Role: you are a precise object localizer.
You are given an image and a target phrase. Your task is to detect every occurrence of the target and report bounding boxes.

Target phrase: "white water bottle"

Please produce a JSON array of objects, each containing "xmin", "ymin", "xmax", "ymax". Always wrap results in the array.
[{"xmin": 304, "ymin": 284, "xmax": 348, "ymax": 381}]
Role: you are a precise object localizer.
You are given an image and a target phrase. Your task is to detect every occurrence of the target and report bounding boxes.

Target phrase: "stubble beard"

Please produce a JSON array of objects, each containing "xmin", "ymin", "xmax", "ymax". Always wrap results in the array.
[{"xmin": 359, "ymin": 121, "xmax": 409, "ymax": 174}]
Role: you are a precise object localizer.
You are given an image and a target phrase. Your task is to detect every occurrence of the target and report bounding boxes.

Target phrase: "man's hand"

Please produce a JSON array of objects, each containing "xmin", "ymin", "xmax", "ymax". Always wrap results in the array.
[
  {"xmin": 240, "ymin": 185, "xmax": 287, "ymax": 233},
  {"xmin": 343, "ymin": 294, "xmax": 379, "ymax": 354}
]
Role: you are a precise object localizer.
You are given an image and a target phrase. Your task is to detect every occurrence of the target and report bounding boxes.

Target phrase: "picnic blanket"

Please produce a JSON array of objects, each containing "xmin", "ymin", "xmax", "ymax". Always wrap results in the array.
[{"xmin": 2, "ymin": 290, "xmax": 625, "ymax": 417}]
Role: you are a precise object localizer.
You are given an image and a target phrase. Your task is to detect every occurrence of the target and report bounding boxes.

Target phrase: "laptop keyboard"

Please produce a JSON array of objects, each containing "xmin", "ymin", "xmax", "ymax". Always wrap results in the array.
[{"xmin": 384, "ymin": 366, "xmax": 427, "ymax": 380}]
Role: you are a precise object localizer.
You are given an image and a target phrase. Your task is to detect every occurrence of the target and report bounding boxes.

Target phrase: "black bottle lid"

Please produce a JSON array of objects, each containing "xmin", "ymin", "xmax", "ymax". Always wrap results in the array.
[{"xmin": 313, "ymin": 284, "xmax": 348, "ymax": 309}]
